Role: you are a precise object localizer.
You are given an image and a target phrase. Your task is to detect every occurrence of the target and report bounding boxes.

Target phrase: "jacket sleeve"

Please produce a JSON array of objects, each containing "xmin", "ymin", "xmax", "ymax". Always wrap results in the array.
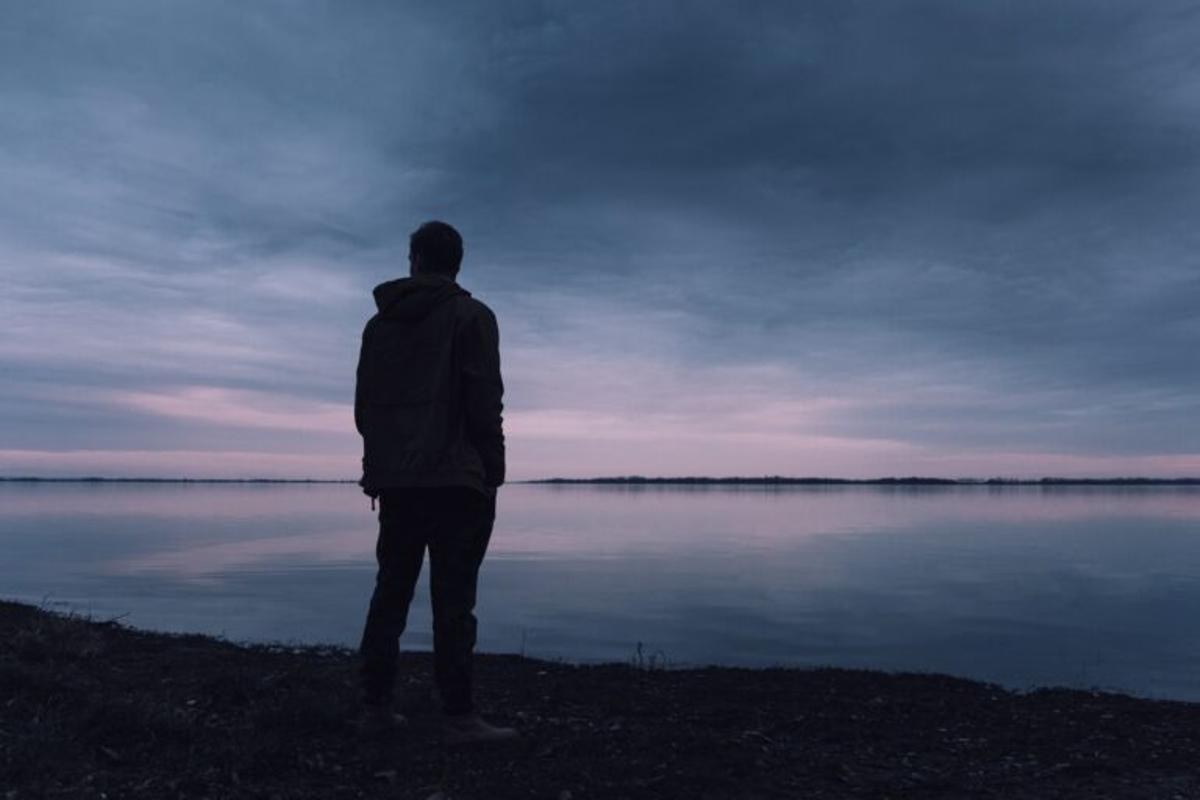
[
  {"xmin": 354, "ymin": 320, "xmax": 371, "ymax": 438},
  {"xmin": 354, "ymin": 319, "xmax": 380, "ymax": 497},
  {"xmin": 459, "ymin": 305, "xmax": 505, "ymax": 487}
]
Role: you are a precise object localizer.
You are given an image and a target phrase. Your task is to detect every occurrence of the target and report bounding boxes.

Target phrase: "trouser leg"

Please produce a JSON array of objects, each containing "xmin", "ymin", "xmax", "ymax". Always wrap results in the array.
[
  {"xmin": 359, "ymin": 489, "xmax": 428, "ymax": 706},
  {"xmin": 428, "ymin": 489, "xmax": 495, "ymax": 716}
]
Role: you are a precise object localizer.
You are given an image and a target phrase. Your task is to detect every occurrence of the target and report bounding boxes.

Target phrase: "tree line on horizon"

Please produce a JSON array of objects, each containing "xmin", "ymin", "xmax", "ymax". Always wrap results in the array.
[
  {"xmin": 529, "ymin": 476, "xmax": 1200, "ymax": 486},
  {"xmin": 1, "ymin": 476, "xmax": 1197, "ymax": 485}
]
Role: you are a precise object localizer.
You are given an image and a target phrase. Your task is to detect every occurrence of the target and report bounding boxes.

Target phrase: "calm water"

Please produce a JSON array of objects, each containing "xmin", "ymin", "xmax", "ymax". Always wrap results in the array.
[{"xmin": 3, "ymin": 482, "xmax": 1199, "ymax": 700}]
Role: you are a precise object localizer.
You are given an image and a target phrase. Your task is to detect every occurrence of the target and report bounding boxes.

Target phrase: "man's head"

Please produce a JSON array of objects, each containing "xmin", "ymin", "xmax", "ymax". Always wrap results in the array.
[{"xmin": 409, "ymin": 221, "xmax": 464, "ymax": 278}]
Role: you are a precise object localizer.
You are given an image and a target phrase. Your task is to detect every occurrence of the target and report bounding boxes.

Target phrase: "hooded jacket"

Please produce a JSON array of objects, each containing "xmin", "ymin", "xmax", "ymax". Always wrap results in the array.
[{"xmin": 355, "ymin": 274, "xmax": 505, "ymax": 496}]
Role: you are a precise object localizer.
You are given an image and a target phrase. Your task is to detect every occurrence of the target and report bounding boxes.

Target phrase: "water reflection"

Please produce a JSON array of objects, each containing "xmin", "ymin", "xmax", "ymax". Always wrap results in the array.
[{"xmin": 2, "ymin": 482, "xmax": 1199, "ymax": 700}]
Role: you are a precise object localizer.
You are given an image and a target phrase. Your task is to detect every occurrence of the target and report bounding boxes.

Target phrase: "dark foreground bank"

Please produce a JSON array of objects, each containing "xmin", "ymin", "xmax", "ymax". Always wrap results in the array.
[{"xmin": 3, "ymin": 602, "xmax": 1199, "ymax": 799}]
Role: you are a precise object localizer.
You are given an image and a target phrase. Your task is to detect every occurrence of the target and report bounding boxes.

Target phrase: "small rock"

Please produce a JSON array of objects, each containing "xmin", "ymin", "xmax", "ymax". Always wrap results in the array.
[
  {"xmin": 558, "ymin": 792, "xmax": 573, "ymax": 800},
  {"xmin": 374, "ymin": 770, "xmax": 398, "ymax": 784}
]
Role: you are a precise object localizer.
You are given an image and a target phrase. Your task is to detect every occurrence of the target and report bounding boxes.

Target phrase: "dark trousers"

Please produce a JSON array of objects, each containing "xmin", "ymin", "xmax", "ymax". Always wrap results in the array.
[{"xmin": 359, "ymin": 486, "xmax": 495, "ymax": 715}]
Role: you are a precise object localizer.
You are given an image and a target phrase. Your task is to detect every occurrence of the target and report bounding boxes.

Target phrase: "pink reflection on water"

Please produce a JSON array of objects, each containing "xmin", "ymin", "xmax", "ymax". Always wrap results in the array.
[
  {"xmin": 0, "ymin": 482, "xmax": 364, "ymax": 517},
  {"xmin": 8, "ymin": 483, "xmax": 1199, "ymax": 578},
  {"xmin": 485, "ymin": 485, "xmax": 1200, "ymax": 558},
  {"xmin": 108, "ymin": 528, "xmax": 370, "ymax": 580}
]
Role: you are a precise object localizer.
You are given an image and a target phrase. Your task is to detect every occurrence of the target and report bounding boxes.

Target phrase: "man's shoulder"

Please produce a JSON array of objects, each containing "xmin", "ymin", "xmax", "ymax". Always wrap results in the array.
[
  {"xmin": 454, "ymin": 293, "xmax": 498, "ymax": 323},
  {"xmin": 361, "ymin": 312, "xmax": 383, "ymax": 334}
]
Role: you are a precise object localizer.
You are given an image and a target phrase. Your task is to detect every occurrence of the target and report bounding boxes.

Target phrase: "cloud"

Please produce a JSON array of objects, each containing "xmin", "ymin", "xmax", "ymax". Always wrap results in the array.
[
  {"xmin": 1, "ymin": 1, "xmax": 1198, "ymax": 477},
  {"xmin": 111, "ymin": 386, "xmax": 351, "ymax": 434},
  {"xmin": 0, "ymin": 448, "xmax": 353, "ymax": 480}
]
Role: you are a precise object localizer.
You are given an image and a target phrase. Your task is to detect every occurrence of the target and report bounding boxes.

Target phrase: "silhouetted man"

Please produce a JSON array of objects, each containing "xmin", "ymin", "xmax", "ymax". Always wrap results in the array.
[{"xmin": 355, "ymin": 221, "xmax": 515, "ymax": 744}]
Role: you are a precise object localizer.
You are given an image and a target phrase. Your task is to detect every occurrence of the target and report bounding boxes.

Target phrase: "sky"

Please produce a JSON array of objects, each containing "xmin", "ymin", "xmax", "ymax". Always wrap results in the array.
[{"xmin": 2, "ymin": 1, "xmax": 1198, "ymax": 480}]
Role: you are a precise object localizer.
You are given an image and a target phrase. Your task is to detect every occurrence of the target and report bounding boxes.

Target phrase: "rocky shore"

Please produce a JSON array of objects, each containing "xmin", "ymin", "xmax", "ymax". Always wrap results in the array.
[{"xmin": 2, "ymin": 600, "xmax": 1198, "ymax": 799}]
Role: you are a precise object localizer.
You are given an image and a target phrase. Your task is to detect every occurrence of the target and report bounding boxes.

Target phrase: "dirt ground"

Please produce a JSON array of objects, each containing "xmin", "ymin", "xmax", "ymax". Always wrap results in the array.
[{"xmin": 2, "ymin": 600, "xmax": 1198, "ymax": 799}]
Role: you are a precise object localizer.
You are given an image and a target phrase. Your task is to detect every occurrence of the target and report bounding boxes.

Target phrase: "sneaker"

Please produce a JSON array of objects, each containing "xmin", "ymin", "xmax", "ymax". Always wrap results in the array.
[
  {"xmin": 358, "ymin": 705, "xmax": 408, "ymax": 735},
  {"xmin": 441, "ymin": 713, "xmax": 521, "ymax": 745}
]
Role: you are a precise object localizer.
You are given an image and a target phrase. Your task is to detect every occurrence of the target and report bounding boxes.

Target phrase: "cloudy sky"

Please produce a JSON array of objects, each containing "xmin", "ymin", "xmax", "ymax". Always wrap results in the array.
[{"xmin": 2, "ymin": 1, "xmax": 1198, "ymax": 480}]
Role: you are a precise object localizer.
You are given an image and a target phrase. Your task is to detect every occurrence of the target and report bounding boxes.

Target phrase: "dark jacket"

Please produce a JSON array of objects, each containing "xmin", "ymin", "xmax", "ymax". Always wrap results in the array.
[{"xmin": 355, "ymin": 274, "xmax": 505, "ymax": 496}]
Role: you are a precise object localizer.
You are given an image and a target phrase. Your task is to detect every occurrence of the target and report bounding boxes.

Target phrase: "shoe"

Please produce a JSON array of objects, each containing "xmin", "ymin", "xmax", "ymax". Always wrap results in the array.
[
  {"xmin": 441, "ymin": 713, "xmax": 521, "ymax": 745},
  {"xmin": 358, "ymin": 705, "xmax": 408, "ymax": 735}
]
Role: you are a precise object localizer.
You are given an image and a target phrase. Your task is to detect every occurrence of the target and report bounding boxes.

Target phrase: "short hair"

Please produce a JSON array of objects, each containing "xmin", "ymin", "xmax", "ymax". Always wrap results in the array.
[{"xmin": 409, "ymin": 221, "xmax": 463, "ymax": 276}]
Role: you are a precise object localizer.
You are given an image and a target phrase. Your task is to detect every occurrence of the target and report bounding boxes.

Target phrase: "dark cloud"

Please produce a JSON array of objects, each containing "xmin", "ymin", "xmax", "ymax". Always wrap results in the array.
[{"xmin": 1, "ymin": 1, "xmax": 1197, "ymax": 476}]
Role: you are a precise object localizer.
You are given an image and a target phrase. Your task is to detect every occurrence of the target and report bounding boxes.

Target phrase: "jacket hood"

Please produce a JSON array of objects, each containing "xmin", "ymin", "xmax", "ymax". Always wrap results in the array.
[{"xmin": 373, "ymin": 275, "xmax": 469, "ymax": 321}]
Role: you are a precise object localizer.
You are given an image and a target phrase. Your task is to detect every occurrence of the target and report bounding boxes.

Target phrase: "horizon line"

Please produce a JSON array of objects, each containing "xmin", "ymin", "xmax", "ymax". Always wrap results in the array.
[{"xmin": 2, "ymin": 475, "xmax": 1199, "ymax": 486}]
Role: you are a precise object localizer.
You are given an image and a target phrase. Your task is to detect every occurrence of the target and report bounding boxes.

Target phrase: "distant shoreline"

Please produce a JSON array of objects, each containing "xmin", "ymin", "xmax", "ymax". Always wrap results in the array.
[
  {"xmin": 0, "ymin": 477, "xmax": 356, "ymax": 484},
  {"xmin": 527, "ymin": 476, "xmax": 1200, "ymax": 486},
  {"xmin": 2, "ymin": 475, "xmax": 1198, "ymax": 486}
]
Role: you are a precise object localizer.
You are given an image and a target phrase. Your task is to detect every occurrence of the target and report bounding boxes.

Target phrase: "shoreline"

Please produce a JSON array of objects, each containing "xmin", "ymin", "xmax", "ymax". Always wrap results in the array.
[
  {"xmin": 3, "ymin": 476, "xmax": 1200, "ymax": 485},
  {"xmin": 3, "ymin": 601, "xmax": 1199, "ymax": 798},
  {"xmin": 527, "ymin": 476, "xmax": 1200, "ymax": 487}
]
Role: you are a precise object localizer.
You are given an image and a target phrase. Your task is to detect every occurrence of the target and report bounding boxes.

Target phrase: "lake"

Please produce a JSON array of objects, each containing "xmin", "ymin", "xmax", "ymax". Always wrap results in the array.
[{"xmin": 3, "ymin": 481, "xmax": 1199, "ymax": 701}]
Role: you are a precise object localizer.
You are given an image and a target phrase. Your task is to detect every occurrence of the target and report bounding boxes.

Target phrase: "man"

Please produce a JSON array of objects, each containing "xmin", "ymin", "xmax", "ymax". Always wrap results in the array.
[{"xmin": 355, "ymin": 220, "xmax": 516, "ymax": 744}]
